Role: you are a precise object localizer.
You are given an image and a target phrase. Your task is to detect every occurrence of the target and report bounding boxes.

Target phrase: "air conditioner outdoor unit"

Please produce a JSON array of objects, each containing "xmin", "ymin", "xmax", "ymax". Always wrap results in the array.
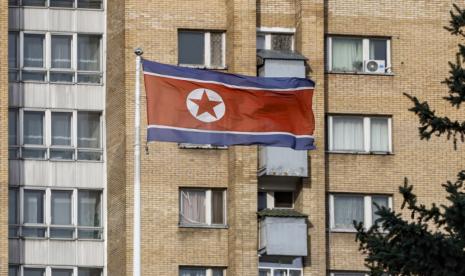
[{"xmin": 364, "ymin": 60, "xmax": 386, "ymax": 73}]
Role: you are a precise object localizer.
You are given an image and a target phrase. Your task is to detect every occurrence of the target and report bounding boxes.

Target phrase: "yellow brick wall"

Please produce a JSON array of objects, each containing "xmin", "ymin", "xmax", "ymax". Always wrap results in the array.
[{"xmin": 327, "ymin": 0, "xmax": 465, "ymax": 272}]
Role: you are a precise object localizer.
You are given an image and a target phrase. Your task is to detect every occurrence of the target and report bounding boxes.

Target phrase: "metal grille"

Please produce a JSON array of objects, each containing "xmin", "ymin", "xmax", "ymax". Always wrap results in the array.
[
  {"xmin": 271, "ymin": 34, "xmax": 293, "ymax": 51},
  {"xmin": 210, "ymin": 32, "xmax": 223, "ymax": 67}
]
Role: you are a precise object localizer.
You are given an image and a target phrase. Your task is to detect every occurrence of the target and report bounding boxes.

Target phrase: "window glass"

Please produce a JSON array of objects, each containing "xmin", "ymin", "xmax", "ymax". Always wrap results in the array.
[
  {"xmin": 273, "ymin": 269, "xmax": 287, "ymax": 276},
  {"xmin": 369, "ymin": 39, "xmax": 387, "ymax": 62},
  {"xmin": 24, "ymin": 34, "xmax": 45, "ymax": 68},
  {"xmin": 210, "ymin": 32, "xmax": 223, "ymax": 67},
  {"xmin": 52, "ymin": 113, "xmax": 72, "ymax": 146},
  {"xmin": 78, "ymin": 190, "xmax": 101, "ymax": 227},
  {"xmin": 179, "ymin": 268, "xmax": 206, "ymax": 276},
  {"xmin": 78, "ymin": 35, "xmax": 101, "ymax": 71},
  {"xmin": 8, "ymin": 32, "xmax": 18, "ymax": 69},
  {"xmin": 258, "ymin": 191, "xmax": 267, "ymax": 211},
  {"xmin": 78, "ymin": 268, "xmax": 102, "ymax": 276},
  {"xmin": 178, "ymin": 31, "xmax": 204, "ymax": 65},
  {"xmin": 24, "ymin": 190, "xmax": 45, "ymax": 224},
  {"xmin": 211, "ymin": 269, "xmax": 224, "ymax": 276},
  {"xmin": 259, "ymin": 269, "xmax": 271, "ymax": 276},
  {"xmin": 274, "ymin": 192, "xmax": 293, "ymax": 208},
  {"xmin": 289, "ymin": 271, "xmax": 302, "ymax": 276},
  {"xmin": 256, "ymin": 34, "xmax": 266, "ymax": 50},
  {"xmin": 23, "ymin": 111, "xmax": 44, "ymax": 145},
  {"xmin": 372, "ymin": 196, "xmax": 389, "ymax": 222},
  {"xmin": 211, "ymin": 190, "xmax": 224, "ymax": 225},
  {"xmin": 180, "ymin": 190, "xmax": 206, "ymax": 225},
  {"xmin": 23, "ymin": 268, "xmax": 45, "ymax": 276},
  {"xmin": 52, "ymin": 35, "xmax": 72, "ymax": 69},
  {"xmin": 271, "ymin": 34, "xmax": 293, "ymax": 51},
  {"xmin": 333, "ymin": 195, "xmax": 364, "ymax": 229},
  {"xmin": 332, "ymin": 117, "xmax": 364, "ymax": 151},
  {"xmin": 370, "ymin": 118, "xmax": 389, "ymax": 152},
  {"xmin": 22, "ymin": 0, "xmax": 45, "ymax": 6},
  {"xmin": 51, "ymin": 191, "xmax": 72, "ymax": 225},
  {"xmin": 77, "ymin": 0, "xmax": 102, "ymax": 9},
  {"xmin": 77, "ymin": 112, "xmax": 100, "ymax": 148},
  {"xmin": 8, "ymin": 109, "xmax": 17, "ymax": 146},
  {"xmin": 8, "ymin": 189, "xmax": 18, "ymax": 225},
  {"xmin": 8, "ymin": 266, "xmax": 19, "ymax": 276},
  {"xmin": 331, "ymin": 37, "xmax": 363, "ymax": 72},
  {"xmin": 52, "ymin": 269, "xmax": 73, "ymax": 276},
  {"xmin": 50, "ymin": 0, "xmax": 74, "ymax": 7}
]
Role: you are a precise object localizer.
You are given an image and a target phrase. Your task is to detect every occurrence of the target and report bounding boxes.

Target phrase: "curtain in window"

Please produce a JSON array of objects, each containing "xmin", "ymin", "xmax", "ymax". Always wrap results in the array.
[
  {"xmin": 372, "ymin": 196, "xmax": 389, "ymax": 222},
  {"xmin": 332, "ymin": 37, "xmax": 363, "ymax": 72},
  {"xmin": 52, "ymin": 113, "xmax": 72, "ymax": 146},
  {"xmin": 24, "ymin": 190, "xmax": 44, "ymax": 224},
  {"xmin": 179, "ymin": 268, "xmax": 206, "ymax": 276},
  {"xmin": 211, "ymin": 190, "xmax": 224, "ymax": 224},
  {"xmin": 51, "ymin": 269, "xmax": 73, "ymax": 276},
  {"xmin": 371, "ymin": 118, "xmax": 389, "ymax": 152},
  {"xmin": 78, "ymin": 35, "xmax": 100, "ymax": 71},
  {"xmin": 210, "ymin": 32, "xmax": 223, "ymax": 67},
  {"xmin": 8, "ymin": 190, "xmax": 18, "ymax": 224},
  {"xmin": 52, "ymin": 36, "xmax": 72, "ymax": 69},
  {"xmin": 332, "ymin": 117, "xmax": 364, "ymax": 151},
  {"xmin": 51, "ymin": 191, "xmax": 72, "ymax": 225},
  {"xmin": 78, "ymin": 268, "xmax": 102, "ymax": 276},
  {"xmin": 24, "ymin": 34, "xmax": 44, "ymax": 68},
  {"xmin": 78, "ymin": 112, "xmax": 100, "ymax": 148},
  {"xmin": 23, "ymin": 111, "xmax": 44, "ymax": 145},
  {"xmin": 8, "ymin": 33, "xmax": 17, "ymax": 69},
  {"xmin": 8, "ymin": 110, "xmax": 17, "ymax": 146},
  {"xmin": 180, "ymin": 190, "xmax": 206, "ymax": 224},
  {"xmin": 78, "ymin": 191, "xmax": 101, "ymax": 227},
  {"xmin": 23, "ymin": 268, "xmax": 45, "ymax": 276},
  {"xmin": 334, "ymin": 195, "xmax": 364, "ymax": 229}
]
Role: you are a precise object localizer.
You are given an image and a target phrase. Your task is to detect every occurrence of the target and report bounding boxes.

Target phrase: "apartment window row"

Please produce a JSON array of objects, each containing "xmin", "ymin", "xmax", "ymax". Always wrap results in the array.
[
  {"xmin": 178, "ymin": 30, "xmax": 226, "ymax": 69},
  {"xmin": 8, "ymin": 32, "xmax": 102, "ymax": 84},
  {"xmin": 179, "ymin": 267, "xmax": 225, "ymax": 276},
  {"xmin": 8, "ymin": 0, "xmax": 102, "ymax": 9},
  {"xmin": 329, "ymin": 194, "xmax": 392, "ymax": 232},
  {"xmin": 259, "ymin": 267, "xmax": 302, "ymax": 276},
  {"xmin": 9, "ymin": 109, "xmax": 103, "ymax": 161},
  {"xmin": 9, "ymin": 266, "xmax": 102, "ymax": 276},
  {"xmin": 328, "ymin": 115, "xmax": 392, "ymax": 154},
  {"xmin": 179, "ymin": 188, "xmax": 226, "ymax": 227},
  {"xmin": 9, "ymin": 187, "xmax": 103, "ymax": 240},
  {"xmin": 327, "ymin": 36, "xmax": 391, "ymax": 74}
]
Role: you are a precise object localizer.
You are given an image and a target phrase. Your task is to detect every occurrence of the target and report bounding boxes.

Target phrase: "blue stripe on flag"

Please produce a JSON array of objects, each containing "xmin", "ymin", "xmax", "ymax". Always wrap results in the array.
[
  {"xmin": 147, "ymin": 127, "xmax": 315, "ymax": 150},
  {"xmin": 142, "ymin": 59, "xmax": 315, "ymax": 90}
]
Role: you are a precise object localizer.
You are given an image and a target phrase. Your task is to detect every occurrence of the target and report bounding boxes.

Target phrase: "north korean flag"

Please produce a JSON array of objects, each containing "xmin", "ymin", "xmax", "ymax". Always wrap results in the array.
[{"xmin": 142, "ymin": 59, "xmax": 315, "ymax": 150}]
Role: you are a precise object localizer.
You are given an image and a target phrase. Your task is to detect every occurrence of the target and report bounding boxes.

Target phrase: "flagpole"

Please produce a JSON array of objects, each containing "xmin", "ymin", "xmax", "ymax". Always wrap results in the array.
[{"xmin": 133, "ymin": 47, "xmax": 143, "ymax": 276}]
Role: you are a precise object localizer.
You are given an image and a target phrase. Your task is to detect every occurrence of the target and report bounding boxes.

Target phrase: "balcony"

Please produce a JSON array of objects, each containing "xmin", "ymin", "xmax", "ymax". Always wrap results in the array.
[{"xmin": 258, "ymin": 209, "xmax": 308, "ymax": 256}]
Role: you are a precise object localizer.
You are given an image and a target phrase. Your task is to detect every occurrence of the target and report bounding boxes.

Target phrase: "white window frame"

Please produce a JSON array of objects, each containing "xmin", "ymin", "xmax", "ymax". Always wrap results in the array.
[
  {"xmin": 179, "ymin": 188, "xmax": 227, "ymax": 227},
  {"xmin": 13, "ymin": 266, "xmax": 103, "ymax": 276},
  {"xmin": 179, "ymin": 267, "xmax": 226, "ymax": 276},
  {"xmin": 178, "ymin": 30, "xmax": 226, "ymax": 69},
  {"xmin": 14, "ymin": 31, "xmax": 103, "ymax": 84},
  {"xmin": 256, "ymin": 27, "xmax": 295, "ymax": 51},
  {"xmin": 326, "ymin": 36, "xmax": 391, "ymax": 74},
  {"xmin": 11, "ymin": 187, "xmax": 103, "ymax": 240},
  {"xmin": 327, "ymin": 115, "xmax": 392, "ymax": 154},
  {"xmin": 260, "ymin": 191, "xmax": 294, "ymax": 210},
  {"xmin": 21, "ymin": 109, "xmax": 47, "ymax": 160},
  {"xmin": 329, "ymin": 194, "xmax": 393, "ymax": 232},
  {"xmin": 11, "ymin": 0, "xmax": 104, "ymax": 10},
  {"xmin": 259, "ymin": 266, "xmax": 303, "ymax": 276}
]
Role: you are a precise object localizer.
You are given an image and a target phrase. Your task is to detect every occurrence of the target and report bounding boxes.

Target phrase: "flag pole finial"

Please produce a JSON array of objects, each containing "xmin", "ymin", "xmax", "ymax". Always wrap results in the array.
[{"xmin": 134, "ymin": 47, "xmax": 144, "ymax": 56}]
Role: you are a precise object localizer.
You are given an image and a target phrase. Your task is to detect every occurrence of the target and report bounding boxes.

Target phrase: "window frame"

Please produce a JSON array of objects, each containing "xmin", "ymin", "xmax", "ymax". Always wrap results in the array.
[
  {"xmin": 178, "ymin": 188, "xmax": 227, "ymax": 228},
  {"xmin": 258, "ymin": 266, "xmax": 303, "ymax": 276},
  {"xmin": 326, "ymin": 36, "xmax": 392, "ymax": 74},
  {"xmin": 21, "ymin": 32, "xmax": 47, "ymax": 82},
  {"xmin": 179, "ymin": 267, "xmax": 226, "ymax": 276},
  {"xmin": 327, "ymin": 115, "xmax": 392, "ymax": 154},
  {"xmin": 256, "ymin": 27, "xmax": 295, "ymax": 51},
  {"xmin": 177, "ymin": 30, "xmax": 226, "ymax": 69},
  {"xmin": 258, "ymin": 190, "xmax": 295, "ymax": 210},
  {"xmin": 329, "ymin": 194, "xmax": 393, "ymax": 232},
  {"xmin": 9, "ymin": 0, "xmax": 104, "ymax": 9},
  {"xmin": 21, "ymin": 187, "xmax": 47, "ymax": 239}
]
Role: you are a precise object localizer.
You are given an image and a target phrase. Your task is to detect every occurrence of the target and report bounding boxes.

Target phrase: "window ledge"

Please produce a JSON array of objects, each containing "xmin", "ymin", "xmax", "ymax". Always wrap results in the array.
[
  {"xmin": 178, "ymin": 143, "xmax": 228, "ymax": 150},
  {"xmin": 326, "ymin": 71, "xmax": 395, "ymax": 77},
  {"xmin": 327, "ymin": 151, "xmax": 393, "ymax": 156},
  {"xmin": 330, "ymin": 229, "xmax": 358, "ymax": 233},
  {"xmin": 178, "ymin": 64, "xmax": 228, "ymax": 71},
  {"xmin": 179, "ymin": 224, "xmax": 229, "ymax": 229}
]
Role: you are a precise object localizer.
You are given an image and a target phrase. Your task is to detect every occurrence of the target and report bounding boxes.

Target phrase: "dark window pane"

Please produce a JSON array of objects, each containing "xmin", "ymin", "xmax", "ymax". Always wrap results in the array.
[
  {"xmin": 52, "ymin": 269, "xmax": 73, "ymax": 276},
  {"xmin": 78, "ymin": 229, "xmax": 102, "ymax": 239},
  {"xmin": 51, "ymin": 190, "xmax": 72, "ymax": 225},
  {"xmin": 23, "ymin": 268, "xmax": 45, "ymax": 276},
  {"xmin": 178, "ymin": 31, "xmax": 204, "ymax": 65},
  {"xmin": 50, "ymin": 149, "xmax": 74, "ymax": 160},
  {"xmin": 271, "ymin": 34, "xmax": 292, "ymax": 51},
  {"xmin": 77, "ymin": 0, "xmax": 102, "ymax": 9},
  {"xmin": 22, "ymin": 0, "xmax": 45, "ymax": 6},
  {"xmin": 8, "ymin": 265, "xmax": 19, "ymax": 276},
  {"xmin": 24, "ymin": 34, "xmax": 44, "ymax": 67},
  {"xmin": 369, "ymin": 39, "xmax": 387, "ymax": 62},
  {"xmin": 258, "ymin": 192, "xmax": 267, "ymax": 211},
  {"xmin": 78, "ymin": 190, "xmax": 102, "ymax": 227},
  {"xmin": 211, "ymin": 190, "xmax": 224, "ymax": 225},
  {"xmin": 50, "ymin": 228, "xmax": 74, "ymax": 239},
  {"xmin": 372, "ymin": 196, "xmax": 389, "ymax": 222},
  {"xmin": 78, "ymin": 268, "xmax": 102, "ymax": 276},
  {"xmin": 8, "ymin": 189, "xmax": 18, "ymax": 224},
  {"xmin": 77, "ymin": 150, "xmax": 102, "ymax": 161},
  {"xmin": 22, "ymin": 226, "xmax": 46, "ymax": 237},
  {"xmin": 78, "ymin": 35, "xmax": 101, "ymax": 71},
  {"xmin": 50, "ymin": 0, "xmax": 74, "ymax": 7},
  {"xmin": 256, "ymin": 34, "xmax": 266, "ymax": 50},
  {"xmin": 50, "ymin": 72, "xmax": 74, "ymax": 83},
  {"xmin": 22, "ymin": 148, "xmax": 47, "ymax": 159},
  {"xmin": 78, "ymin": 112, "xmax": 101, "ymax": 148},
  {"xmin": 24, "ymin": 111, "xmax": 44, "ymax": 145},
  {"xmin": 8, "ymin": 109, "xmax": 17, "ymax": 146},
  {"xmin": 23, "ymin": 190, "xmax": 44, "ymax": 223},
  {"xmin": 77, "ymin": 73, "xmax": 101, "ymax": 84},
  {"xmin": 52, "ymin": 36, "xmax": 72, "ymax": 68},
  {"xmin": 212, "ymin": 269, "xmax": 224, "ymax": 276},
  {"xmin": 22, "ymin": 71, "xmax": 46, "ymax": 82},
  {"xmin": 8, "ymin": 33, "xmax": 18, "ymax": 69},
  {"xmin": 8, "ymin": 0, "xmax": 19, "ymax": 5},
  {"xmin": 274, "ymin": 192, "xmax": 293, "ymax": 208}
]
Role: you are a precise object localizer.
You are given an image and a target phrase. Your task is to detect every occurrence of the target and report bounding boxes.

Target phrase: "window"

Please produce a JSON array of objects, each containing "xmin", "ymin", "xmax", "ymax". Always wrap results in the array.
[
  {"xmin": 257, "ymin": 31, "xmax": 294, "ymax": 51},
  {"xmin": 330, "ymin": 194, "xmax": 392, "ymax": 231},
  {"xmin": 327, "ymin": 36, "xmax": 391, "ymax": 74},
  {"xmin": 10, "ymin": 32, "xmax": 102, "ymax": 84},
  {"xmin": 78, "ymin": 190, "xmax": 102, "ymax": 239},
  {"xmin": 179, "ymin": 189, "xmax": 226, "ymax": 227},
  {"xmin": 178, "ymin": 30, "xmax": 226, "ymax": 68},
  {"xmin": 23, "ymin": 189, "xmax": 46, "ymax": 237},
  {"xmin": 23, "ymin": 268, "xmax": 45, "ymax": 276},
  {"xmin": 259, "ymin": 268, "xmax": 302, "ymax": 276},
  {"xmin": 257, "ymin": 191, "xmax": 294, "ymax": 211},
  {"xmin": 179, "ymin": 267, "xmax": 225, "ymax": 276},
  {"xmin": 78, "ymin": 268, "xmax": 103, "ymax": 276},
  {"xmin": 13, "ymin": 109, "xmax": 103, "ymax": 161},
  {"xmin": 9, "ymin": 187, "xmax": 103, "ymax": 240},
  {"xmin": 328, "ymin": 115, "xmax": 392, "ymax": 153},
  {"xmin": 51, "ymin": 269, "xmax": 73, "ymax": 276},
  {"xmin": 9, "ymin": 265, "xmax": 19, "ymax": 276},
  {"xmin": 10, "ymin": 0, "xmax": 102, "ymax": 8}
]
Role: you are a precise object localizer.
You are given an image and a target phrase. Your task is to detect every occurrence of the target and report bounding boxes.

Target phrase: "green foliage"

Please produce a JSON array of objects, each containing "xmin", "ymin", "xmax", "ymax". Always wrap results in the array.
[{"xmin": 355, "ymin": 4, "xmax": 465, "ymax": 275}]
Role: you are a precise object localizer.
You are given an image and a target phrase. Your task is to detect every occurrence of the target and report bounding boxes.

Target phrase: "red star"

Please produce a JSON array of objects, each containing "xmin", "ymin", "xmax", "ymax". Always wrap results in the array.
[{"xmin": 190, "ymin": 90, "xmax": 222, "ymax": 118}]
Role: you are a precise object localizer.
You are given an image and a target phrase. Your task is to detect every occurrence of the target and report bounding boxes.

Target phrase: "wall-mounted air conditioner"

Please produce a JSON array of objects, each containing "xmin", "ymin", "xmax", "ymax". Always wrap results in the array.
[{"xmin": 364, "ymin": 60, "xmax": 386, "ymax": 73}]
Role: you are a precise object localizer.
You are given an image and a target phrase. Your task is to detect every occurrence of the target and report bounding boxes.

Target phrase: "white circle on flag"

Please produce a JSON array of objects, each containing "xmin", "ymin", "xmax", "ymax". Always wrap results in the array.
[{"xmin": 186, "ymin": 88, "xmax": 226, "ymax": 123}]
